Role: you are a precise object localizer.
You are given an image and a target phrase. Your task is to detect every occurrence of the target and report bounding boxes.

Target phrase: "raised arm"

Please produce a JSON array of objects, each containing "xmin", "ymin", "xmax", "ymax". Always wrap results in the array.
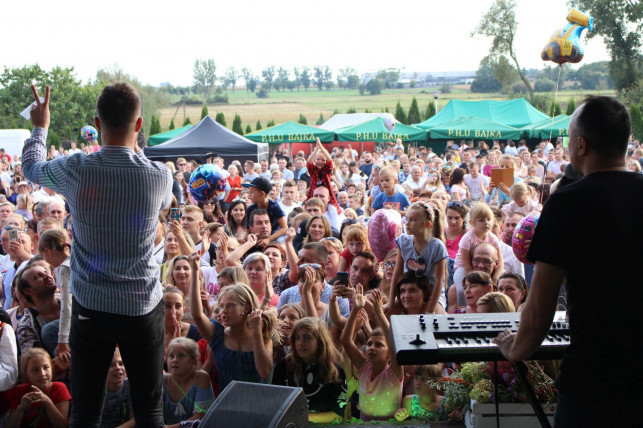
[
  {"xmin": 188, "ymin": 252, "xmax": 215, "ymax": 342},
  {"xmin": 300, "ymin": 266, "xmax": 319, "ymax": 318},
  {"xmin": 247, "ymin": 310, "xmax": 274, "ymax": 379},
  {"xmin": 315, "ymin": 138, "xmax": 333, "ymax": 162},
  {"xmin": 340, "ymin": 284, "xmax": 368, "ymax": 372},
  {"xmin": 225, "ymin": 234, "xmax": 257, "ymax": 267},
  {"xmin": 371, "ymin": 289, "xmax": 403, "ymax": 380},
  {"xmin": 285, "ymin": 228, "xmax": 300, "ymax": 284},
  {"xmin": 426, "ymin": 258, "xmax": 446, "ymax": 314}
]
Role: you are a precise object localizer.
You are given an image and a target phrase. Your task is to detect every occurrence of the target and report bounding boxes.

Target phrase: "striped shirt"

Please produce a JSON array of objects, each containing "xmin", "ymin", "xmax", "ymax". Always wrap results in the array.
[{"xmin": 22, "ymin": 128, "xmax": 173, "ymax": 316}]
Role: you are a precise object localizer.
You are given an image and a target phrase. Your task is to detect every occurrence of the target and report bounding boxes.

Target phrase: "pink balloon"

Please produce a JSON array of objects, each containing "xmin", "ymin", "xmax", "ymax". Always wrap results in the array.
[
  {"xmin": 511, "ymin": 214, "xmax": 539, "ymax": 264},
  {"xmin": 368, "ymin": 209, "xmax": 403, "ymax": 262}
]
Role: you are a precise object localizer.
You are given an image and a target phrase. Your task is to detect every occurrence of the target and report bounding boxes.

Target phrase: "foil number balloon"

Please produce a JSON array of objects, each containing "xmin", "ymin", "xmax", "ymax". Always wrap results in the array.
[{"xmin": 541, "ymin": 9, "xmax": 593, "ymax": 65}]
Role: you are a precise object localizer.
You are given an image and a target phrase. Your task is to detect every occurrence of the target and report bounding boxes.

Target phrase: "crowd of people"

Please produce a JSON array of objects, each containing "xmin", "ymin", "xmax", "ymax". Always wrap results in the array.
[{"xmin": 0, "ymin": 84, "xmax": 641, "ymax": 427}]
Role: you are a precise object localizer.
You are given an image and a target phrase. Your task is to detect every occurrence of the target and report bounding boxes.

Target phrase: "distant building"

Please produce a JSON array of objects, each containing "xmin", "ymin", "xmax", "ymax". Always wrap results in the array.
[{"xmin": 361, "ymin": 70, "xmax": 476, "ymax": 87}]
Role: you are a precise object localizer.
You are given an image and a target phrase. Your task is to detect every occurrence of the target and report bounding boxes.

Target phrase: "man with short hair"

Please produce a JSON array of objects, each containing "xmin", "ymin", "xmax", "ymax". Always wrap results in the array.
[
  {"xmin": 259, "ymin": 159, "xmax": 271, "ymax": 180},
  {"xmin": 336, "ymin": 191, "xmax": 348, "ymax": 210},
  {"xmin": 278, "ymin": 180, "xmax": 299, "ymax": 217},
  {"xmin": 181, "ymin": 205, "xmax": 210, "ymax": 264},
  {"xmin": 305, "ymin": 198, "xmax": 324, "ymax": 216},
  {"xmin": 449, "ymin": 242, "xmax": 503, "ymax": 312},
  {"xmin": 244, "ymin": 177, "xmax": 287, "ymax": 248},
  {"xmin": 48, "ymin": 200, "xmax": 67, "ymax": 222},
  {"xmin": 68, "ymin": 141, "xmax": 81, "ymax": 155},
  {"xmin": 277, "ymin": 242, "xmax": 349, "ymax": 316},
  {"xmin": 22, "ymin": 83, "xmax": 172, "ymax": 426},
  {"xmin": 359, "ymin": 152, "xmax": 374, "ymax": 177},
  {"xmin": 293, "ymin": 157, "xmax": 307, "ymax": 180},
  {"xmin": 278, "ymin": 157, "xmax": 294, "ymax": 180},
  {"xmin": 349, "ymin": 251, "xmax": 381, "ymax": 290},
  {"xmin": 0, "ymin": 202, "xmax": 15, "ymax": 228},
  {"xmin": 1, "ymin": 228, "xmax": 34, "ymax": 310},
  {"xmin": 243, "ymin": 160, "xmax": 258, "ymax": 183},
  {"xmin": 546, "ymin": 148, "xmax": 565, "ymax": 179},
  {"xmin": 496, "ymin": 96, "xmax": 643, "ymax": 426}
]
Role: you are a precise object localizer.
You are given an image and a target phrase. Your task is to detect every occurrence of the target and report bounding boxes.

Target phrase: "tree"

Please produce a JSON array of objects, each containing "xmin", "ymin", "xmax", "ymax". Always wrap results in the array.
[
  {"xmin": 256, "ymin": 88, "xmax": 269, "ymax": 98},
  {"xmin": 316, "ymin": 113, "xmax": 325, "ymax": 126},
  {"xmin": 224, "ymin": 67, "xmax": 238, "ymax": 92},
  {"xmin": 232, "ymin": 114, "xmax": 243, "ymax": 134},
  {"xmin": 245, "ymin": 124, "xmax": 252, "ymax": 134},
  {"xmin": 365, "ymin": 79, "xmax": 383, "ymax": 95},
  {"xmin": 570, "ymin": 0, "xmax": 642, "ymax": 93},
  {"xmin": 183, "ymin": 117, "xmax": 192, "ymax": 126},
  {"xmin": 267, "ymin": 120, "xmax": 275, "ymax": 127},
  {"xmin": 293, "ymin": 67, "xmax": 301, "ymax": 91},
  {"xmin": 425, "ymin": 102, "xmax": 436, "ymax": 120},
  {"xmin": 193, "ymin": 59, "xmax": 217, "ymax": 102},
  {"xmin": 169, "ymin": 118, "xmax": 175, "ymax": 130},
  {"xmin": 323, "ymin": 67, "xmax": 333, "ymax": 91},
  {"xmin": 549, "ymin": 101, "xmax": 562, "ymax": 116},
  {"xmin": 395, "ymin": 102, "xmax": 407, "ymax": 124},
  {"xmin": 247, "ymin": 77, "xmax": 258, "ymax": 93},
  {"xmin": 149, "ymin": 115, "xmax": 161, "ymax": 135},
  {"xmin": 408, "ymin": 97, "xmax": 421, "ymax": 125},
  {"xmin": 200, "ymin": 104, "xmax": 209, "ymax": 119},
  {"xmin": 630, "ymin": 105, "xmax": 643, "ymax": 139},
  {"xmin": 313, "ymin": 66, "xmax": 324, "ymax": 91},
  {"xmin": 215, "ymin": 112, "xmax": 226, "ymax": 127},
  {"xmin": 277, "ymin": 67, "xmax": 290, "ymax": 92},
  {"xmin": 241, "ymin": 67, "xmax": 253, "ymax": 92},
  {"xmin": 298, "ymin": 114, "xmax": 308, "ymax": 125},
  {"xmin": 491, "ymin": 55, "xmax": 519, "ymax": 92},
  {"xmin": 301, "ymin": 67, "xmax": 311, "ymax": 91},
  {"xmin": 566, "ymin": 99, "xmax": 576, "ymax": 115},
  {"xmin": 261, "ymin": 66, "xmax": 275, "ymax": 92},
  {"xmin": 473, "ymin": 0, "xmax": 534, "ymax": 99},
  {"xmin": 535, "ymin": 78, "xmax": 556, "ymax": 92},
  {"xmin": 471, "ymin": 57, "xmax": 503, "ymax": 93},
  {"xmin": 376, "ymin": 69, "xmax": 400, "ymax": 89},
  {"xmin": 256, "ymin": 120, "xmax": 262, "ymax": 130},
  {"xmin": 346, "ymin": 107, "xmax": 356, "ymax": 114}
]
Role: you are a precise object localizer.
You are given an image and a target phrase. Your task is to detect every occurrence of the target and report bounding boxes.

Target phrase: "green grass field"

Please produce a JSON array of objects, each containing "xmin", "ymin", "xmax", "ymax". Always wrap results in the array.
[{"xmin": 157, "ymin": 86, "xmax": 615, "ymax": 133}]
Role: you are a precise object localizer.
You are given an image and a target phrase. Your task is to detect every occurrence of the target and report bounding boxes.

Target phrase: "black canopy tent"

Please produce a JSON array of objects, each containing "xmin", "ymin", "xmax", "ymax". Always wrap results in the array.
[{"xmin": 144, "ymin": 116, "xmax": 268, "ymax": 164}]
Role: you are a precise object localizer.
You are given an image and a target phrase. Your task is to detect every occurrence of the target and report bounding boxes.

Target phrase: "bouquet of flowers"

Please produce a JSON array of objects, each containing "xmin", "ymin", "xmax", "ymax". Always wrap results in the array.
[{"xmin": 431, "ymin": 361, "xmax": 557, "ymax": 410}]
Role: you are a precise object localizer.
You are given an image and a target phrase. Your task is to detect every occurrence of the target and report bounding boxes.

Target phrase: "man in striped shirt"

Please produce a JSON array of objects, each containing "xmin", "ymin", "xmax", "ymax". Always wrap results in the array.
[{"xmin": 23, "ymin": 83, "xmax": 173, "ymax": 427}]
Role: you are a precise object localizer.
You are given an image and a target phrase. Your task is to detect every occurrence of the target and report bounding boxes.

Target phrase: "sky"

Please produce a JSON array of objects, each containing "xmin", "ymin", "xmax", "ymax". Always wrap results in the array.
[{"xmin": 2, "ymin": 0, "xmax": 610, "ymax": 87}]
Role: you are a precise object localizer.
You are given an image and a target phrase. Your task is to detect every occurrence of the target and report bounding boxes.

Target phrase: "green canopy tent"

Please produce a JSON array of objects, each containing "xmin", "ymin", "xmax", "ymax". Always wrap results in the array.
[
  {"xmin": 520, "ymin": 115, "xmax": 570, "ymax": 139},
  {"xmin": 416, "ymin": 98, "xmax": 549, "ymax": 130},
  {"xmin": 335, "ymin": 117, "xmax": 427, "ymax": 143},
  {"xmin": 427, "ymin": 116, "xmax": 522, "ymax": 141},
  {"xmin": 148, "ymin": 125, "xmax": 192, "ymax": 146},
  {"xmin": 245, "ymin": 121, "xmax": 335, "ymax": 157}
]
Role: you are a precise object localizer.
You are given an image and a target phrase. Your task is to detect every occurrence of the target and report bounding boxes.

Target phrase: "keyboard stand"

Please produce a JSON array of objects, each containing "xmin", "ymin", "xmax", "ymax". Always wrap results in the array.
[{"xmin": 510, "ymin": 361, "xmax": 552, "ymax": 428}]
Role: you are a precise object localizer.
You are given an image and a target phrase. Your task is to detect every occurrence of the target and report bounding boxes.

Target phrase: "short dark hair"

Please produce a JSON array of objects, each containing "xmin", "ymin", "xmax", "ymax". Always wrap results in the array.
[
  {"xmin": 96, "ymin": 82, "xmax": 141, "ymax": 131},
  {"xmin": 575, "ymin": 96, "xmax": 631, "ymax": 158},
  {"xmin": 354, "ymin": 251, "xmax": 376, "ymax": 266},
  {"xmin": 301, "ymin": 242, "xmax": 329, "ymax": 264},
  {"xmin": 249, "ymin": 209, "xmax": 270, "ymax": 227}
]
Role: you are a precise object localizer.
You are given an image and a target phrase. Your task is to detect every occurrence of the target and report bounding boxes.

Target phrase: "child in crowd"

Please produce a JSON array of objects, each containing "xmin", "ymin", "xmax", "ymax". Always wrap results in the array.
[
  {"xmin": 100, "ymin": 348, "xmax": 134, "ymax": 428},
  {"xmin": 6, "ymin": 348, "xmax": 70, "ymax": 428},
  {"xmin": 274, "ymin": 303, "xmax": 305, "ymax": 364},
  {"xmin": 391, "ymin": 202, "xmax": 448, "ymax": 314},
  {"xmin": 341, "ymin": 287, "xmax": 403, "ymax": 421},
  {"xmin": 347, "ymin": 194, "xmax": 364, "ymax": 216},
  {"xmin": 500, "ymin": 182, "xmax": 542, "ymax": 217},
  {"xmin": 396, "ymin": 364, "xmax": 448, "ymax": 422},
  {"xmin": 188, "ymin": 253, "xmax": 279, "ymax": 390},
  {"xmin": 243, "ymin": 177, "xmax": 287, "ymax": 245},
  {"xmin": 453, "ymin": 203, "xmax": 503, "ymax": 284},
  {"xmin": 306, "ymin": 138, "xmax": 340, "ymax": 211},
  {"xmin": 337, "ymin": 224, "xmax": 371, "ymax": 272},
  {"xmin": 163, "ymin": 337, "xmax": 214, "ymax": 426},
  {"xmin": 371, "ymin": 167, "xmax": 410, "ymax": 215},
  {"xmin": 273, "ymin": 318, "xmax": 347, "ymax": 424}
]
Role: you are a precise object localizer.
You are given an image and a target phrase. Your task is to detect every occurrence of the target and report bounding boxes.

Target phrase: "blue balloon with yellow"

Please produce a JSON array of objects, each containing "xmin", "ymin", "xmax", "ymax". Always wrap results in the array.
[
  {"xmin": 541, "ymin": 9, "xmax": 593, "ymax": 65},
  {"xmin": 80, "ymin": 125, "xmax": 98, "ymax": 142},
  {"xmin": 189, "ymin": 164, "xmax": 228, "ymax": 203}
]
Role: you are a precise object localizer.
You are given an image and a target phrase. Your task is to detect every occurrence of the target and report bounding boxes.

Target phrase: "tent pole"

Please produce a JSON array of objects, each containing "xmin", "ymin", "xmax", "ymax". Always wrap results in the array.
[{"xmin": 290, "ymin": 142, "xmax": 293, "ymax": 159}]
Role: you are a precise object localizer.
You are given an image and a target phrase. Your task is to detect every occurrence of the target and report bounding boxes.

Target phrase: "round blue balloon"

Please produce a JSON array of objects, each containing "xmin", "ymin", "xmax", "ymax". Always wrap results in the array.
[
  {"xmin": 80, "ymin": 125, "xmax": 98, "ymax": 142},
  {"xmin": 189, "ymin": 164, "xmax": 227, "ymax": 203}
]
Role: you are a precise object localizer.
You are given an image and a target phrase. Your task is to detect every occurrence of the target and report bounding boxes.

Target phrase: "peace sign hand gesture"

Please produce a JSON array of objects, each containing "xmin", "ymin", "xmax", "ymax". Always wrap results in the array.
[{"xmin": 30, "ymin": 85, "xmax": 50, "ymax": 129}]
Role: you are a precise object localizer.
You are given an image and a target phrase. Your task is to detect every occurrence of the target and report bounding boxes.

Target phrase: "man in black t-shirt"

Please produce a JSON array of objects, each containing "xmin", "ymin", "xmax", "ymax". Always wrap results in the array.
[{"xmin": 494, "ymin": 96, "xmax": 643, "ymax": 427}]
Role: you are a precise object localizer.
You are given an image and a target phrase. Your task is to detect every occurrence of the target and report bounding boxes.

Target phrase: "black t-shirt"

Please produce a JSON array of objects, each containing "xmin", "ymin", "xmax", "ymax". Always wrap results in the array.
[
  {"xmin": 272, "ymin": 358, "xmax": 347, "ymax": 415},
  {"xmin": 527, "ymin": 170, "xmax": 643, "ymax": 402},
  {"xmin": 245, "ymin": 200, "xmax": 285, "ymax": 233}
]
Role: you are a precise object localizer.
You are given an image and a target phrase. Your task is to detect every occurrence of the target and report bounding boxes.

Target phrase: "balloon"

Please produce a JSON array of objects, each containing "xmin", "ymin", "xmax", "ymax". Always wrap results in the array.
[
  {"xmin": 368, "ymin": 209, "xmax": 403, "ymax": 262},
  {"xmin": 383, "ymin": 116, "xmax": 396, "ymax": 134},
  {"xmin": 512, "ymin": 214, "xmax": 539, "ymax": 265},
  {"xmin": 541, "ymin": 9, "xmax": 593, "ymax": 65},
  {"xmin": 80, "ymin": 125, "xmax": 98, "ymax": 142},
  {"xmin": 189, "ymin": 164, "xmax": 228, "ymax": 203}
]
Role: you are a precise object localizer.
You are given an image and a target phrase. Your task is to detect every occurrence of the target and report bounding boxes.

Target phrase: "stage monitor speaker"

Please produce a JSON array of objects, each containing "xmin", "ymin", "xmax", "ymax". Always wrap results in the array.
[{"xmin": 199, "ymin": 381, "xmax": 308, "ymax": 428}]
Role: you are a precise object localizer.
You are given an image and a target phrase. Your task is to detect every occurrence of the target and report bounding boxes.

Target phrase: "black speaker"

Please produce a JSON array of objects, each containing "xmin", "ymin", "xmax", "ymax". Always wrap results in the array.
[{"xmin": 199, "ymin": 381, "xmax": 308, "ymax": 428}]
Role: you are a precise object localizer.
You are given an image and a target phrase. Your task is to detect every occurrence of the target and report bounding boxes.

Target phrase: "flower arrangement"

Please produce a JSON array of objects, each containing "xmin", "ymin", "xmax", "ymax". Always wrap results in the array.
[{"xmin": 431, "ymin": 361, "xmax": 557, "ymax": 410}]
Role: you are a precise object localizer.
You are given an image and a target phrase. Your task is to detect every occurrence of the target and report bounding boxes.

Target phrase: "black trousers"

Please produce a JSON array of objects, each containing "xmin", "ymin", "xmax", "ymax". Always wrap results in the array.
[{"xmin": 70, "ymin": 299, "xmax": 164, "ymax": 427}]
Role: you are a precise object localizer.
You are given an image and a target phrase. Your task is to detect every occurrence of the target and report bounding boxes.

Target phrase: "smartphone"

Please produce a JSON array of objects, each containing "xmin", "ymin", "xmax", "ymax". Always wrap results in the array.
[
  {"xmin": 169, "ymin": 208, "xmax": 180, "ymax": 223},
  {"xmin": 8, "ymin": 229, "xmax": 18, "ymax": 242},
  {"xmin": 335, "ymin": 272, "xmax": 349, "ymax": 286}
]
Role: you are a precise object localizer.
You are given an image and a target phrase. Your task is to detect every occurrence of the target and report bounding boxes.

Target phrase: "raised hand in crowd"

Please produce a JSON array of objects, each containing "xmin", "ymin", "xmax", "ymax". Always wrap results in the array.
[{"xmin": 29, "ymin": 85, "xmax": 50, "ymax": 129}]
